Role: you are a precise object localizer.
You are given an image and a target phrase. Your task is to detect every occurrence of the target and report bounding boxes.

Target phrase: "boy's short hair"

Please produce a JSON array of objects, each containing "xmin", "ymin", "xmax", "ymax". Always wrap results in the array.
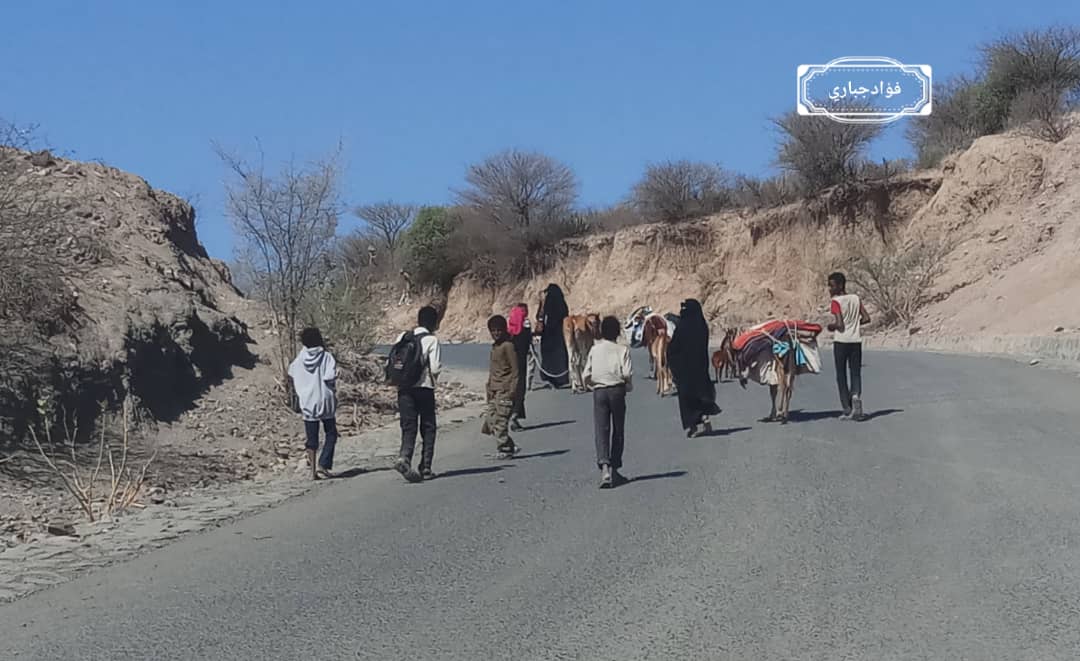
[
  {"xmin": 488, "ymin": 315, "xmax": 508, "ymax": 332},
  {"xmin": 828, "ymin": 272, "xmax": 846, "ymax": 288},
  {"xmin": 600, "ymin": 316, "xmax": 621, "ymax": 341},
  {"xmin": 300, "ymin": 327, "xmax": 324, "ymax": 348},
  {"xmin": 418, "ymin": 305, "xmax": 439, "ymax": 330}
]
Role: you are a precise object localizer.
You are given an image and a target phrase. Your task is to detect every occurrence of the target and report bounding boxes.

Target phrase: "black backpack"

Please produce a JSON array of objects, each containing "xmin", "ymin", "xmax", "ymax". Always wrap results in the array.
[{"xmin": 385, "ymin": 330, "xmax": 429, "ymax": 388}]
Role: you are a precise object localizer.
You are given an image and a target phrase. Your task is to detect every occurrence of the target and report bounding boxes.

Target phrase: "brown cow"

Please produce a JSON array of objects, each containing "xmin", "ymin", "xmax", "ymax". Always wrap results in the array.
[
  {"xmin": 642, "ymin": 314, "xmax": 673, "ymax": 396},
  {"xmin": 564, "ymin": 313, "xmax": 601, "ymax": 393}
]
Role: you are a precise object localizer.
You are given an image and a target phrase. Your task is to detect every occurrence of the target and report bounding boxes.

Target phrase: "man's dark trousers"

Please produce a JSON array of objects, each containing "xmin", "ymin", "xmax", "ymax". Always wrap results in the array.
[
  {"xmin": 398, "ymin": 387, "xmax": 437, "ymax": 471},
  {"xmin": 833, "ymin": 341, "xmax": 863, "ymax": 412}
]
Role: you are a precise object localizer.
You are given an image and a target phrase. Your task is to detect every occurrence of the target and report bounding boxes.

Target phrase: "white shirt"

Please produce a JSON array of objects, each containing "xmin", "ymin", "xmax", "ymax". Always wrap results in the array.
[
  {"xmin": 831, "ymin": 294, "xmax": 864, "ymax": 343},
  {"xmin": 583, "ymin": 339, "xmax": 633, "ymax": 390},
  {"xmin": 395, "ymin": 326, "xmax": 442, "ymax": 389}
]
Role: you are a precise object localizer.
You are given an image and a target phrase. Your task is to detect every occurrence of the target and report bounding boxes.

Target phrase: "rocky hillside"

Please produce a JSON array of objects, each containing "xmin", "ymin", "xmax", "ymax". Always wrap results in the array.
[
  {"xmin": 0, "ymin": 147, "xmax": 255, "ymax": 441},
  {"xmin": 381, "ymin": 127, "xmax": 1080, "ymax": 349}
]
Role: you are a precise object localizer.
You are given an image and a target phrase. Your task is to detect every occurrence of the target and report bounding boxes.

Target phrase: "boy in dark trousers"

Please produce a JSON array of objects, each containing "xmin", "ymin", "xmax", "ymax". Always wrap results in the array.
[
  {"xmin": 484, "ymin": 315, "xmax": 520, "ymax": 458},
  {"xmin": 287, "ymin": 328, "xmax": 339, "ymax": 480},
  {"xmin": 827, "ymin": 272, "xmax": 871, "ymax": 421},
  {"xmin": 583, "ymin": 316, "xmax": 633, "ymax": 489}
]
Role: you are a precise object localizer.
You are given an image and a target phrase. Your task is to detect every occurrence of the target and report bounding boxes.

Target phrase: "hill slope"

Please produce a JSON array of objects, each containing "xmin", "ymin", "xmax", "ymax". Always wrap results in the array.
[{"xmin": 380, "ymin": 129, "xmax": 1080, "ymax": 349}]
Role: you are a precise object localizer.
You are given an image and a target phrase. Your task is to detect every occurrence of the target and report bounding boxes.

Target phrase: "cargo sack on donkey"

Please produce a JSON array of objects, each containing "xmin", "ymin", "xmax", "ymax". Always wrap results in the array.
[{"xmin": 733, "ymin": 320, "xmax": 822, "ymax": 386}]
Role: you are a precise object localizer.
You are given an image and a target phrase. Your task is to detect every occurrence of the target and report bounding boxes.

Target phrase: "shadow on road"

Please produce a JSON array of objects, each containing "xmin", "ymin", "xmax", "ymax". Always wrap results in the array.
[
  {"xmin": 436, "ymin": 466, "xmax": 506, "ymax": 479},
  {"xmin": 332, "ymin": 466, "xmax": 393, "ymax": 479},
  {"xmin": 862, "ymin": 408, "xmax": 904, "ymax": 421},
  {"xmin": 787, "ymin": 409, "xmax": 845, "ymax": 422},
  {"xmin": 630, "ymin": 470, "xmax": 688, "ymax": 483},
  {"xmin": 521, "ymin": 420, "xmax": 576, "ymax": 431},
  {"xmin": 699, "ymin": 426, "xmax": 752, "ymax": 437},
  {"xmin": 514, "ymin": 449, "xmax": 571, "ymax": 460}
]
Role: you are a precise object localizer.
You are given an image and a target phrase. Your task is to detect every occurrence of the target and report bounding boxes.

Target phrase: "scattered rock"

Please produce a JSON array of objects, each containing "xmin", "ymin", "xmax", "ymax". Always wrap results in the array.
[
  {"xmin": 46, "ymin": 522, "xmax": 78, "ymax": 538},
  {"xmin": 29, "ymin": 150, "xmax": 55, "ymax": 167},
  {"xmin": 1054, "ymin": 326, "xmax": 1065, "ymax": 333}
]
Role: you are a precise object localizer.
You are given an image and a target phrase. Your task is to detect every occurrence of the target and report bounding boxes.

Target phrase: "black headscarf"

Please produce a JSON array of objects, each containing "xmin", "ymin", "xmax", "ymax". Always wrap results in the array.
[
  {"xmin": 538, "ymin": 284, "xmax": 570, "ymax": 387},
  {"xmin": 541, "ymin": 284, "xmax": 569, "ymax": 322},
  {"xmin": 668, "ymin": 299, "xmax": 720, "ymax": 428}
]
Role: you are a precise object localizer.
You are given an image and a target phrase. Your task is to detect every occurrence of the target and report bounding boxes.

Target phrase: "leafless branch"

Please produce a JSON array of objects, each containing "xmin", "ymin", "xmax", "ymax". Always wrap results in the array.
[
  {"xmin": 456, "ymin": 149, "xmax": 579, "ymax": 228},
  {"xmin": 215, "ymin": 140, "xmax": 343, "ymax": 391},
  {"xmin": 353, "ymin": 201, "xmax": 416, "ymax": 261}
]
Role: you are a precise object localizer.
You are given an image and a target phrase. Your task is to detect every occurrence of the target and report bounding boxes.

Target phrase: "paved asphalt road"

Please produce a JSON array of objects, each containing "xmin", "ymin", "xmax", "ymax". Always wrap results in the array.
[{"xmin": 3, "ymin": 348, "xmax": 1080, "ymax": 660}]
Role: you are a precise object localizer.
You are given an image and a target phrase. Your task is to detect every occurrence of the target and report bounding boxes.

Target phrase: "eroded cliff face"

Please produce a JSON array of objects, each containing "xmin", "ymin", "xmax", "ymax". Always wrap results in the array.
[
  {"xmin": 382, "ymin": 128, "xmax": 1080, "ymax": 344},
  {"xmin": 380, "ymin": 173, "xmax": 940, "ymax": 342}
]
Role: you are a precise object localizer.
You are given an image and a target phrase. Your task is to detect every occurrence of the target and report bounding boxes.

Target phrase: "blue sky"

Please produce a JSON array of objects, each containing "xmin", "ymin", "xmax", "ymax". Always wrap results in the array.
[{"xmin": 3, "ymin": 0, "xmax": 1079, "ymax": 259}]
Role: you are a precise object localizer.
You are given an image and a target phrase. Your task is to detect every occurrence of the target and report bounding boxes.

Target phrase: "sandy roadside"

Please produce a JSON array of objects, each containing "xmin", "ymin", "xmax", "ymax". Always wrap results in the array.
[{"xmin": 0, "ymin": 366, "xmax": 488, "ymax": 603}]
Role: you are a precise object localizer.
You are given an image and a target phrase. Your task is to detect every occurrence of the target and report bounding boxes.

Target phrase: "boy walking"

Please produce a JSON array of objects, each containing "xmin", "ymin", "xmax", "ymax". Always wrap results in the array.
[
  {"xmin": 288, "ymin": 328, "xmax": 339, "ymax": 480},
  {"xmin": 583, "ymin": 316, "xmax": 633, "ymax": 489},
  {"xmin": 484, "ymin": 315, "xmax": 520, "ymax": 459},
  {"xmin": 827, "ymin": 272, "xmax": 871, "ymax": 421},
  {"xmin": 391, "ymin": 306, "xmax": 442, "ymax": 482}
]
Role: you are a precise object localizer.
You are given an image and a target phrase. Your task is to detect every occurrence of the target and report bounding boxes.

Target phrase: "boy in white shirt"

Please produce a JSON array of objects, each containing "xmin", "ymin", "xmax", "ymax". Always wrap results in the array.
[
  {"xmin": 583, "ymin": 316, "xmax": 633, "ymax": 489},
  {"xmin": 827, "ymin": 272, "xmax": 871, "ymax": 421}
]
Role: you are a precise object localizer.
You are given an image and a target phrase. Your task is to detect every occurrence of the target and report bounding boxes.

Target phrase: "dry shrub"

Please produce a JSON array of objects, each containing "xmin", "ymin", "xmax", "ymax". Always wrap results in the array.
[
  {"xmin": 982, "ymin": 26, "xmax": 1080, "ymax": 143},
  {"xmin": 848, "ymin": 236, "xmax": 952, "ymax": 327},
  {"xmin": 583, "ymin": 204, "xmax": 646, "ymax": 232},
  {"xmin": 445, "ymin": 206, "xmax": 592, "ymax": 287},
  {"xmin": 906, "ymin": 75, "xmax": 996, "ymax": 168},
  {"xmin": 0, "ymin": 128, "xmax": 88, "ymax": 449},
  {"xmin": 732, "ymin": 174, "xmax": 801, "ymax": 210},
  {"xmin": 773, "ymin": 112, "xmax": 883, "ymax": 194},
  {"xmin": 631, "ymin": 160, "xmax": 734, "ymax": 222},
  {"xmin": 29, "ymin": 398, "xmax": 156, "ymax": 522}
]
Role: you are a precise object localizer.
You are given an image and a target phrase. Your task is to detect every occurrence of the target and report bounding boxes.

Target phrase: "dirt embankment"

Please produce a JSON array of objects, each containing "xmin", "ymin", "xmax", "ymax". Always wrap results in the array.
[
  {"xmin": 381, "ymin": 129, "xmax": 1080, "ymax": 354},
  {"xmin": 0, "ymin": 150, "xmax": 480, "ymax": 551}
]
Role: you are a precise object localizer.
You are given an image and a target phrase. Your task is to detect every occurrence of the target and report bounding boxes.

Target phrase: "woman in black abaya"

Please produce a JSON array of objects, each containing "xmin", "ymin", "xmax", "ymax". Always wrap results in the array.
[
  {"xmin": 537, "ymin": 284, "xmax": 570, "ymax": 389},
  {"xmin": 667, "ymin": 299, "xmax": 722, "ymax": 437}
]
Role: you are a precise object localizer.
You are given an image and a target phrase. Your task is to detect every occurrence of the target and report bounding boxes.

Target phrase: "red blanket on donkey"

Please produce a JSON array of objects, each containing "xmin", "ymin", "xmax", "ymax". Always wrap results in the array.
[{"xmin": 732, "ymin": 320, "xmax": 823, "ymax": 351}]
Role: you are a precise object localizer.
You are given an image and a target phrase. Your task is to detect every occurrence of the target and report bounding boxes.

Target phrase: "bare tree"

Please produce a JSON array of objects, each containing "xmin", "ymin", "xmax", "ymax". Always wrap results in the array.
[
  {"xmin": 353, "ymin": 201, "xmax": 416, "ymax": 261},
  {"xmin": 457, "ymin": 149, "xmax": 579, "ymax": 228},
  {"xmin": 631, "ymin": 160, "xmax": 733, "ymax": 222},
  {"xmin": 773, "ymin": 112, "xmax": 883, "ymax": 194},
  {"xmin": 981, "ymin": 26, "xmax": 1080, "ymax": 142},
  {"xmin": 215, "ymin": 141, "xmax": 342, "ymax": 388}
]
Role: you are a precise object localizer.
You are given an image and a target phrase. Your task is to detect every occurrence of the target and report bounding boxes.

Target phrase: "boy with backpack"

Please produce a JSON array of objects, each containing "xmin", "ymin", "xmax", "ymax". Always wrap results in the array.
[
  {"xmin": 484, "ymin": 315, "xmax": 520, "ymax": 459},
  {"xmin": 387, "ymin": 306, "xmax": 442, "ymax": 482},
  {"xmin": 288, "ymin": 328, "xmax": 339, "ymax": 480}
]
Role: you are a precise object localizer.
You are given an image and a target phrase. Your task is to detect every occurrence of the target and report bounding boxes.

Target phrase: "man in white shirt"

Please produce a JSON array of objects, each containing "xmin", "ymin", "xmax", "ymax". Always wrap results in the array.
[
  {"xmin": 583, "ymin": 316, "xmax": 634, "ymax": 488},
  {"xmin": 827, "ymin": 272, "xmax": 871, "ymax": 421},
  {"xmin": 394, "ymin": 305, "xmax": 442, "ymax": 481}
]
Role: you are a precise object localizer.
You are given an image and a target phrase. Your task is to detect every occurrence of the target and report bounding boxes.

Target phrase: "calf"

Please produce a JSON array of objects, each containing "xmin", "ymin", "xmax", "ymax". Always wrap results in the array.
[{"xmin": 564, "ymin": 313, "xmax": 602, "ymax": 394}]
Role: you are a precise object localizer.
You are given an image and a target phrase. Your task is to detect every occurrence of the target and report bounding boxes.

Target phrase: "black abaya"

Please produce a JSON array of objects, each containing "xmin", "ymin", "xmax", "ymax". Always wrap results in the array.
[
  {"xmin": 667, "ymin": 299, "xmax": 721, "ymax": 430},
  {"xmin": 539, "ymin": 284, "xmax": 570, "ymax": 388}
]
